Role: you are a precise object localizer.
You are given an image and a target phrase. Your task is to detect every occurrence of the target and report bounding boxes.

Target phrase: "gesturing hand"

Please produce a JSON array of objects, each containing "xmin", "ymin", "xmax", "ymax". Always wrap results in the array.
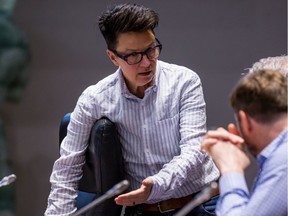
[{"xmin": 114, "ymin": 177, "xmax": 153, "ymax": 206}]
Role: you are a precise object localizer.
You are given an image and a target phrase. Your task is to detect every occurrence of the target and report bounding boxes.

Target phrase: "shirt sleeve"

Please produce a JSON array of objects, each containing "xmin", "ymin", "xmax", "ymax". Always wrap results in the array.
[
  {"xmin": 216, "ymin": 172, "xmax": 250, "ymax": 216},
  {"xmin": 148, "ymin": 71, "xmax": 219, "ymax": 201},
  {"xmin": 216, "ymin": 166, "xmax": 287, "ymax": 216},
  {"xmin": 45, "ymin": 88, "xmax": 97, "ymax": 215}
]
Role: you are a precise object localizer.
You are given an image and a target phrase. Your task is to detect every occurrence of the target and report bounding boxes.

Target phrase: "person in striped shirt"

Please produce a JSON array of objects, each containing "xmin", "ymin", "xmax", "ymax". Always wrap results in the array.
[{"xmin": 45, "ymin": 3, "xmax": 220, "ymax": 215}]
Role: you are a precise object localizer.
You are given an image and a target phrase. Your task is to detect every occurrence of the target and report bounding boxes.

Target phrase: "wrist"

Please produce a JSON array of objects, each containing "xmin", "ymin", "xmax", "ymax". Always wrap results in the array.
[{"xmin": 220, "ymin": 168, "xmax": 244, "ymax": 176}]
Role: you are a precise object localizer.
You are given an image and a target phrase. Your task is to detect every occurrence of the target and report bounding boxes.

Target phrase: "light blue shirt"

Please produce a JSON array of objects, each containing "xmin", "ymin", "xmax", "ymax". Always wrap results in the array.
[
  {"xmin": 217, "ymin": 129, "xmax": 288, "ymax": 216},
  {"xmin": 45, "ymin": 60, "xmax": 219, "ymax": 215}
]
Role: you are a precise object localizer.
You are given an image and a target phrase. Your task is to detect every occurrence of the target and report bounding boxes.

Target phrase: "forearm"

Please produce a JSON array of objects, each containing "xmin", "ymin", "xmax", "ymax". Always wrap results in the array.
[
  {"xmin": 45, "ymin": 156, "xmax": 85, "ymax": 215},
  {"xmin": 45, "ymin": 93, "xmax": 96, "ymax": 214},
  {"xmin": 216, "ymin": 172, "xmax": 249, "ymax": 216},
  {"xmin": 217, "ymin": 169, "xmax": 287, "ymax": 216},
  {"xmin": 148, "ymin": 137, "xmax": 218, "ymax": 202}
]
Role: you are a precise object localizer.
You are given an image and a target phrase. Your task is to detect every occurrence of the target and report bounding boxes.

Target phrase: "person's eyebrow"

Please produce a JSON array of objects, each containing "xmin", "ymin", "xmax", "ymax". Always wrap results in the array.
[{"xmin": 123, "ymin": 41, "xmax": 156, "ymax": 53}]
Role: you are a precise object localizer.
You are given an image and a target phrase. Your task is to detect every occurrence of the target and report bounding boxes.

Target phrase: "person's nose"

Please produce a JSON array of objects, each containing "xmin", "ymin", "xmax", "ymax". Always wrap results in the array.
[{"xmin": 139, "ymin": 54, "xmax": 151, "ymax": 67}]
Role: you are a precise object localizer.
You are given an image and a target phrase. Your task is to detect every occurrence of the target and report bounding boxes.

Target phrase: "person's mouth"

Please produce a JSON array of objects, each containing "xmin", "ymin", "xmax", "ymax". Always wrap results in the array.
[
  {"xmin": 138, "ymin": 66, "xmax": 154, "ymax": 76},
  {"xmin": 139, "ymin": 70, "xmax": 152, "ymax": 76}
]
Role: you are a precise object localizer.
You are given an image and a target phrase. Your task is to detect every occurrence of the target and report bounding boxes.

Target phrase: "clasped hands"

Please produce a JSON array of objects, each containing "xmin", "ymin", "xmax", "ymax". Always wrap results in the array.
[{"xmin": 201, "ymin": 124, "xmax": 250, "ymax": 175}]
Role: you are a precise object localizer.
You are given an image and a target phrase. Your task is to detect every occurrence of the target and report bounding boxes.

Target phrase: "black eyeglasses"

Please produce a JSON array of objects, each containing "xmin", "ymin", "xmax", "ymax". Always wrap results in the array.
[{"xmin": 110, "ymin": 38, "xmax": 162, "ymax": 65}]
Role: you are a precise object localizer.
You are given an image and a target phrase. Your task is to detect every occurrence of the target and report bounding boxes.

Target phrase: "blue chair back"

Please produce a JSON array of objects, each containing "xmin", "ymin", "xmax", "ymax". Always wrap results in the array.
[{"xmin": 59, "ymin": 113, "xmax": 124, "ymax": 215}]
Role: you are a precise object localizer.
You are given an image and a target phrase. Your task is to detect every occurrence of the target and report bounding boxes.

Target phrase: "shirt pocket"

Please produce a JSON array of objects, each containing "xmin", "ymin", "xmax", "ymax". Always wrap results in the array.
[{"xmin": 149, "ymin": 113, "xmax": 180, "ymax": 159}]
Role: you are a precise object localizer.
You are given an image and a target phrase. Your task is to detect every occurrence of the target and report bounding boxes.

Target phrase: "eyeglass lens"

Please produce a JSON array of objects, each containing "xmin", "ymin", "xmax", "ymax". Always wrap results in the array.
[{"xmin": 126, "ymin": 46, "xmax": 161, "ymax": 65}]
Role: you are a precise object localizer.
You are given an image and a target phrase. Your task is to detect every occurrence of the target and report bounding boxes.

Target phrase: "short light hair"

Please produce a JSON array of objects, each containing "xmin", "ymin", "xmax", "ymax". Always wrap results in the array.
[
  {"xmin": 230, "ymin": 69, "xmax": 287, "ymax": 124},
  {"xmin": 249, "ymin": 55, "xmax": 288, "ymax": 76}
]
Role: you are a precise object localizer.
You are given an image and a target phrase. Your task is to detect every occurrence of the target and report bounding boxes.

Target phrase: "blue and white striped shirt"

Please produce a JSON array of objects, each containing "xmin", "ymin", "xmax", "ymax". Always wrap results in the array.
[
  {"xmin": 45, "ymin": 60, "xmax": 219, "ymax": 215},
  {"xmin": 217, "ymin": 129, "xmax": 288, "ymax": 216}
]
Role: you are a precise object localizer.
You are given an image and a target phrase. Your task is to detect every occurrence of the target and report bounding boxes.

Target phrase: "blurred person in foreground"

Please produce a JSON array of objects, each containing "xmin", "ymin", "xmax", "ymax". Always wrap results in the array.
[
  {"xmin": 45, "ymin": 3, "xmax": 220, "ymax": 216},
  {"xmin": 201, "ymin": 56, "xmax": 288, "ymax": 216}
]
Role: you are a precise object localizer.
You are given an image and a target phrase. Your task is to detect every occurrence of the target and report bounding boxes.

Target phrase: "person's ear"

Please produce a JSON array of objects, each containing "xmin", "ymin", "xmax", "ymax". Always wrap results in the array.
[
  {"xmin": 106, "ymin": 50, "xmax": 119, "ymax": 66},
  {"xmin": 239, "ymin": 110, "xmax": 252, "ymax": 133}
]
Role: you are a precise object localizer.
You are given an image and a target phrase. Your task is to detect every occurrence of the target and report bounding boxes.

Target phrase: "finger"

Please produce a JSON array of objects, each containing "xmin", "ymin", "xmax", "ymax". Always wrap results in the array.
[
  {"xmin": 115, "ymin": 198, "xmax": 135, "ymax": 206},
  {"xmin": 216, "ymin": 127, "xmax": 241, "ymax": 142},
  {"xmin": 116, "ymin": 189, "xmax": 139, "ymax": 199},
  {"xmin": 201, "ymin": 138, "xmax": 219, "ymax": 151},
  {"xmin": 216, "ymin": 127, "xmax": 229, "ymax": 133},
  {"xmin": 228, "ymin": 133, "xmax": 244, "ymax": 144},
  {"xmin": 206, "ymin": 128, "xmax": 243, "ymax": 144},
  {"xmin": 115, "ymin": 188, "xmax": 145, "ymax": 206},
  {"xmin": 142, "ymin": 177, "xmax": 153, "ymax": 187},
  {"xmin": 228, "ymin": 123, "xmax": 239, "ymax": 136},
  {"xmin": 206, "ymin": 128, "xmax": 229, "ymax": 139},
  {"xmin": 115, "ymin": 193, "xmax": 137, "ymax": 206}
]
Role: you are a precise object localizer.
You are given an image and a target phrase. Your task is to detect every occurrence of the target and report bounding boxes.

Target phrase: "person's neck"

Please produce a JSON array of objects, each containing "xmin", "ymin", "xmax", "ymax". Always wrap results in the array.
[
  {"xmin": 132, "ymin": 84, "xmax": 151, "ymax": 98},
  {"xmin": 126, "ymin": 81, "xmax": 153, "ymax": 99},
  {"xmin": 254, "ymin": 115, "xmax": 287, "ymax": 155}
]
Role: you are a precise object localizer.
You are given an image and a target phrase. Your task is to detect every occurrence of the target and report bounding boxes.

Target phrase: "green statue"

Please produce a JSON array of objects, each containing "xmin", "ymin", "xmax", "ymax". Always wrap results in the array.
[{"xmin": 0, "ymin": 0, "xmax": 30, "ymax": 215}]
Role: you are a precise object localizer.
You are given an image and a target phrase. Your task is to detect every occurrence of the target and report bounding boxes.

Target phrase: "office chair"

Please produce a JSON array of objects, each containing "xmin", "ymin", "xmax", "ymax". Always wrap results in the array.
[{"xmin": 59, "ymin": 113, "xmax": 124, "ymax": 215}]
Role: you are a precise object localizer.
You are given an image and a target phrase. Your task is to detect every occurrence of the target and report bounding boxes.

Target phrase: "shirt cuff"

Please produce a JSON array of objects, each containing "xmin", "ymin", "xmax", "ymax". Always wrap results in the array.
[
  {"xmin": 219, "ymin": 172, "xmax": 249, "ymax": 195},
  {"xmin": 146, "ymin": 175, "xmax": 162, "ymax": 202}
]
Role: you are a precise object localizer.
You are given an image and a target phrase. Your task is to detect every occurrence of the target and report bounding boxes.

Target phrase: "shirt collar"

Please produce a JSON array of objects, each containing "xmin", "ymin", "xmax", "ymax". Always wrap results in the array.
[{"xmin": 257, "ymin": 128, "xmax": 288, "ymax": 169}]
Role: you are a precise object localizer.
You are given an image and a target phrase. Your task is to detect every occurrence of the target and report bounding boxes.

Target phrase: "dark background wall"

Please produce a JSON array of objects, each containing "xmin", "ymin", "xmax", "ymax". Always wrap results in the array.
[{"xmin": 2, "ymin": 0, "xmax": 286, "ymax": 215}]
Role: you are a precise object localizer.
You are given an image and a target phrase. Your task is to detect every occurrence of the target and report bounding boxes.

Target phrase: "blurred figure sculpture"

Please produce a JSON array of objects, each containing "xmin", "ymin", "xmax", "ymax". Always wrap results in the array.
[{"xmin": 0, "ymin": 0, "xmax": 30, "ymax": 215}]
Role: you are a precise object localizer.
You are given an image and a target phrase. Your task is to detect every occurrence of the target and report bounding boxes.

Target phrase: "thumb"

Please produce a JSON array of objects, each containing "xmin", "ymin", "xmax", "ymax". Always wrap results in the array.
[
  {"xmin": 142, "ymin": 177, "xmax": 153, "ymax": 187},
  {"xmin": 228, "ymin": 123, "xmax": 245, "ymax": 150},
  {"xmin": 228, "ymin": 123, "xmax": 240, "ymax": 136}
]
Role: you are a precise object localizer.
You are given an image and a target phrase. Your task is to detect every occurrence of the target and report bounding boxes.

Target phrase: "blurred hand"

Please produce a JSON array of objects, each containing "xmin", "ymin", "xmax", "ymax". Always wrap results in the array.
[
  {"xmin": 202, "ymin": 125, "xmax": 244, "ymax": 151},
  {"xmin": 227, "ymin": 123, "xmax": 239, "ymax": 135},
  {"xmin": 201, "ymin": 125, "xmax": 250, "ymax": 175},
  {"xmin": 114, "ymin": 177, "xmax": 153, "ymax": 206},
  {"xmin": 203, "ymin": 140, "xmax": 250, "ymax": 175}
]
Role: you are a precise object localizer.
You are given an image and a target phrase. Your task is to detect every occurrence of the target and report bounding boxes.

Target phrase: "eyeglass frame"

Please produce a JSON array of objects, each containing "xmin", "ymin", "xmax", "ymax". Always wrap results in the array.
[{"xmin": 109, "ymin": 38, "xmax": 162, "ymax": 65}]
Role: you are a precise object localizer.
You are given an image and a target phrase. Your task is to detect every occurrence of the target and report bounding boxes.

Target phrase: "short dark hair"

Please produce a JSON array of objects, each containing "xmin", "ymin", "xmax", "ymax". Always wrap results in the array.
[
  {"xmin": 230, "ymin": 69, "xmax": 287, "ymax": 124},
  {"xmin": 98, "ymin": 3, "xmax": 159, "ymax": 50}
]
